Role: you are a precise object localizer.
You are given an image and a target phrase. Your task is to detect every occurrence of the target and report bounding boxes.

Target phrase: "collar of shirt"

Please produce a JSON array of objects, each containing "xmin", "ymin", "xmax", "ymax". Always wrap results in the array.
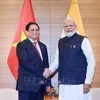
[
  {"xmin": 28, "ymin": 37, "xmax": 43, "ymax": 60},
  {"xmin": 28, "ymin": 37, "xmax": 37, "ymax": 43}
]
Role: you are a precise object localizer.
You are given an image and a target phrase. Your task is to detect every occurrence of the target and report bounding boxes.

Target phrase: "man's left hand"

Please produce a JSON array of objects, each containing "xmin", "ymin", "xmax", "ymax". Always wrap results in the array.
[{"xmin": 83, "ymin": 83, "xmax": 90, "ymax": 94}]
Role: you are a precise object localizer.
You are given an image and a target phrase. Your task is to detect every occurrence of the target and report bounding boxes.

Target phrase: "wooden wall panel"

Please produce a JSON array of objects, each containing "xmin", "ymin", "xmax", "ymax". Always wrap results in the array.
[
  {"xmin": 0, "ymin": 0, "xmax": 23, "ymax": 88},
  {"xmin": 79, "ymin": 0, "xmax": 100, "ymax": 87},
  {"xmin": 0, "ymin": 0, "xmax": 100, "ymax": 91}
]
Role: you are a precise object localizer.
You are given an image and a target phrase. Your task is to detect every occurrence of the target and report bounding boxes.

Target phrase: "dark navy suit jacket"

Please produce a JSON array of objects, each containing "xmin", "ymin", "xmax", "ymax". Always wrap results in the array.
[{"xmin": 16, "ymin": 38, "xmax": 51, "ymax": 92}]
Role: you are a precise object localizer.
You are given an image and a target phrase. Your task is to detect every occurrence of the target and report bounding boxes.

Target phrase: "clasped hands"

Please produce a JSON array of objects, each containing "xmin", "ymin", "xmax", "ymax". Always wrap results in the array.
[{"xmin": 43, "ymin": 68, "xmax": 51, "ymax": 78}]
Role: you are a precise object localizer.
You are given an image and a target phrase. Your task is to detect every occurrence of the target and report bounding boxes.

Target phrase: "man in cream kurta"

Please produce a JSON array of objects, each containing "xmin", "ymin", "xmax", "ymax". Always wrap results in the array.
[{"xmin": 45, "ymin": 19, "xmax": 95, "ymax": 100}]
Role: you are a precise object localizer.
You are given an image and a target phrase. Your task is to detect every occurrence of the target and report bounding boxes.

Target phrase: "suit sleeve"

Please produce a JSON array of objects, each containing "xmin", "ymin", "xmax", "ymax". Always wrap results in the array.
[
  {"xmin": 43, "ymin": 45, "xmax": 51, "ymax": 86},
  {"xmin": 16, "ymin": 42, "xmax": 44, "ymax": 77}
]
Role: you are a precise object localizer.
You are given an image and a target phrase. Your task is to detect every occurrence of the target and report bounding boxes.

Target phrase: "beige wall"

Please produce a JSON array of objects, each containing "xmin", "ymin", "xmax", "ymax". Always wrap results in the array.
[{"xmin": 0, "ymin": 0, "xmax": 100, "ymax": 91}]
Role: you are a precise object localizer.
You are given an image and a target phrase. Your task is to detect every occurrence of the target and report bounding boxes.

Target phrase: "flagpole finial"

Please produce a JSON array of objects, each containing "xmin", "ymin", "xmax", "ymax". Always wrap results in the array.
[{"xmin": 72, "ymin": 0, "xmax": 78, "ymax": 3}]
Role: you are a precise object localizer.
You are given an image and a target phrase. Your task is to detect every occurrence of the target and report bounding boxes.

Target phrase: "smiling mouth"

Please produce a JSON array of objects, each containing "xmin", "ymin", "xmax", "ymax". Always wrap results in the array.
[{"xmin": 67, "ymin": 30, "xmax": 73, "ymax": 32}]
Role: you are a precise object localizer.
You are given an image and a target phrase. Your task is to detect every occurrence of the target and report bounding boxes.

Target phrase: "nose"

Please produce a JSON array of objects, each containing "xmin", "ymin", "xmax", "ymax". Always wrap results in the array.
[{"xmin": 32, "ymin": 29, "xmax": 39, "ymax": 33}]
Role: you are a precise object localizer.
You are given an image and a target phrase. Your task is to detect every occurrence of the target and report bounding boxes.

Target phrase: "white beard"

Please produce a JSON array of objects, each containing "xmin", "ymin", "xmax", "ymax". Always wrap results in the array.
[{"xmin": 65, "ymin": 29, "xmax": 76, "ymax": 38}]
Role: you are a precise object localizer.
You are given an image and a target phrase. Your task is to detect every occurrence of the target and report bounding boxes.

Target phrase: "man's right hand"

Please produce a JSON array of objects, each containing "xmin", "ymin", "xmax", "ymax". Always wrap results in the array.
[{"xmin": 43, "ymin": 68, "xmax": 51, "ymax": 78}]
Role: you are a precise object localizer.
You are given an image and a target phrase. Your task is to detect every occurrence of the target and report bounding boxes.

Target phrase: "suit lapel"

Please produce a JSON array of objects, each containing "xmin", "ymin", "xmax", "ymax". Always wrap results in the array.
[
  {"xmin": 25, "ymin": 39, "xmax": 43, "ymax": 63},
  {"xmin": 26, "ymin": 38, "xmax": 37, "ymax": 53}
]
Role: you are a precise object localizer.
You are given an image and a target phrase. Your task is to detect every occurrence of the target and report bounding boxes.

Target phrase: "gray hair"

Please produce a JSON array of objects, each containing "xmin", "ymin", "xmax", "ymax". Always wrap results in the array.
[{"xmin": 63, "ymin": 18, "xmax": 77, "ymax": 26}]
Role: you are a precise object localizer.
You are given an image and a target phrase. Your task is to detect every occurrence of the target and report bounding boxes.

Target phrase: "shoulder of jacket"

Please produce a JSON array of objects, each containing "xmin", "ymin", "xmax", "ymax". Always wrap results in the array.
[
  {"xmin": 38, "ymin": 41, "xmax": 46, "ymax": 47},
  {"xmin": 17, "ymin": 39, "xmax": 28, "ymax": 46},
  {"xmin": 77, "ymin": 34, "xmax": 87, "ymax": 38},
  {"xmin": 59, "ymin": 36, "xmax": 67, "ymax": 42}
]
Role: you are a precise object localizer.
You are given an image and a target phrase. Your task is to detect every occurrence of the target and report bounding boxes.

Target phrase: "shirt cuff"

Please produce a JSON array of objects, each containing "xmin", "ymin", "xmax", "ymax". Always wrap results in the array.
[{"xmin": 85, "ymin": 79, "xmax": 92, "ymax": 84}]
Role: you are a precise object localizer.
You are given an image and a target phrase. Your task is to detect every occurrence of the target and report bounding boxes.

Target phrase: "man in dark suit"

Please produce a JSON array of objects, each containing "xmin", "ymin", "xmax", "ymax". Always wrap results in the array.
[{"xmin": 16, "ymin": 22, "xmax": 51, "ymax": 100}]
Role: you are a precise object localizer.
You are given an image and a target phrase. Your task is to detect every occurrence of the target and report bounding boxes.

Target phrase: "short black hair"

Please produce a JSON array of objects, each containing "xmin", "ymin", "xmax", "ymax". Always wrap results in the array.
[{"xmin": 25, "ymin": 22, "xmax": 40, "ymax": 31}]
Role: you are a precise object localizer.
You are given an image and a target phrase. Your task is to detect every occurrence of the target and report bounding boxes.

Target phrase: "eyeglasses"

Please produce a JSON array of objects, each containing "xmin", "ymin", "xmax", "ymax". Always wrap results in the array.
[
  {"xmin": 29, "ymin": 29, "xmax": 39, "ymax": 32},
  {"xmin": 64, "ymin": 25, "xmax": 74, "ymax": 28}
]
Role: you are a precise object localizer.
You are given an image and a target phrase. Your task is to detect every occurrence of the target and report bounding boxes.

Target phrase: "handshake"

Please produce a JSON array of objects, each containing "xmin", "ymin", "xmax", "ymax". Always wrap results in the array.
[{"xmin": 43, "ymin": 68, "xmax": 52, "ymax": 78}]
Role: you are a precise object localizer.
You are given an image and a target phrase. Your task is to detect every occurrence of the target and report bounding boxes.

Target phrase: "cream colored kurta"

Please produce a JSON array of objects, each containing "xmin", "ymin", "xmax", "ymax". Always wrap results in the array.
[{"xmin": 59, "ymin": 84, "xmax": 92, "ymax": 100}]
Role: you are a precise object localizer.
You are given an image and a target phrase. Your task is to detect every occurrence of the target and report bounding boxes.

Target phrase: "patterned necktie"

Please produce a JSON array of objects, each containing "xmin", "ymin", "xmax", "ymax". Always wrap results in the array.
[{"xmin": 33, "ymin": 42, "xmax": 42, "ymax": 61}]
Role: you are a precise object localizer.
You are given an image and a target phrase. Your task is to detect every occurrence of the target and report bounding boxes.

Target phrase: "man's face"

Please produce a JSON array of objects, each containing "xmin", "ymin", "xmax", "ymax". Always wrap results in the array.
[
  {"xmin": 64, "ymin": 20, "xmax": 77, "ymax": 35},
  {"xmin": 27, "ymin": 24, "xmax": 40, "ymax": 41}
]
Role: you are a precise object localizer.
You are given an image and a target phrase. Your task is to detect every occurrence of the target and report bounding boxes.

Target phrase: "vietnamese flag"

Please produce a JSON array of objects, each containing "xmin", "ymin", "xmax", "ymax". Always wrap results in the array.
[{"xmin": 7, "ymin": 0, "xmax": 36, "ymax": 80}]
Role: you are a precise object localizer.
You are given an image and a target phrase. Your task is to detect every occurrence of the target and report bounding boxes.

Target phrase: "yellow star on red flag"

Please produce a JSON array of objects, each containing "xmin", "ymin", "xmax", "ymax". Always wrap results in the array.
[{"xmin": 12, "ymin": 30, "xmax": 27, "ymax": 48}]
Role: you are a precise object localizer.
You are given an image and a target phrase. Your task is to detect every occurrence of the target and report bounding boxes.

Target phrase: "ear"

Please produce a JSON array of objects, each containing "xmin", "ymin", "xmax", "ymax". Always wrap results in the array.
[
  {"xmin": 26, "ymin": 31, "xmax": 28, "ymax": 36},
  {"xmin": 75, "ymin": 25, "xmax": 77, "ymax": 29}
]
